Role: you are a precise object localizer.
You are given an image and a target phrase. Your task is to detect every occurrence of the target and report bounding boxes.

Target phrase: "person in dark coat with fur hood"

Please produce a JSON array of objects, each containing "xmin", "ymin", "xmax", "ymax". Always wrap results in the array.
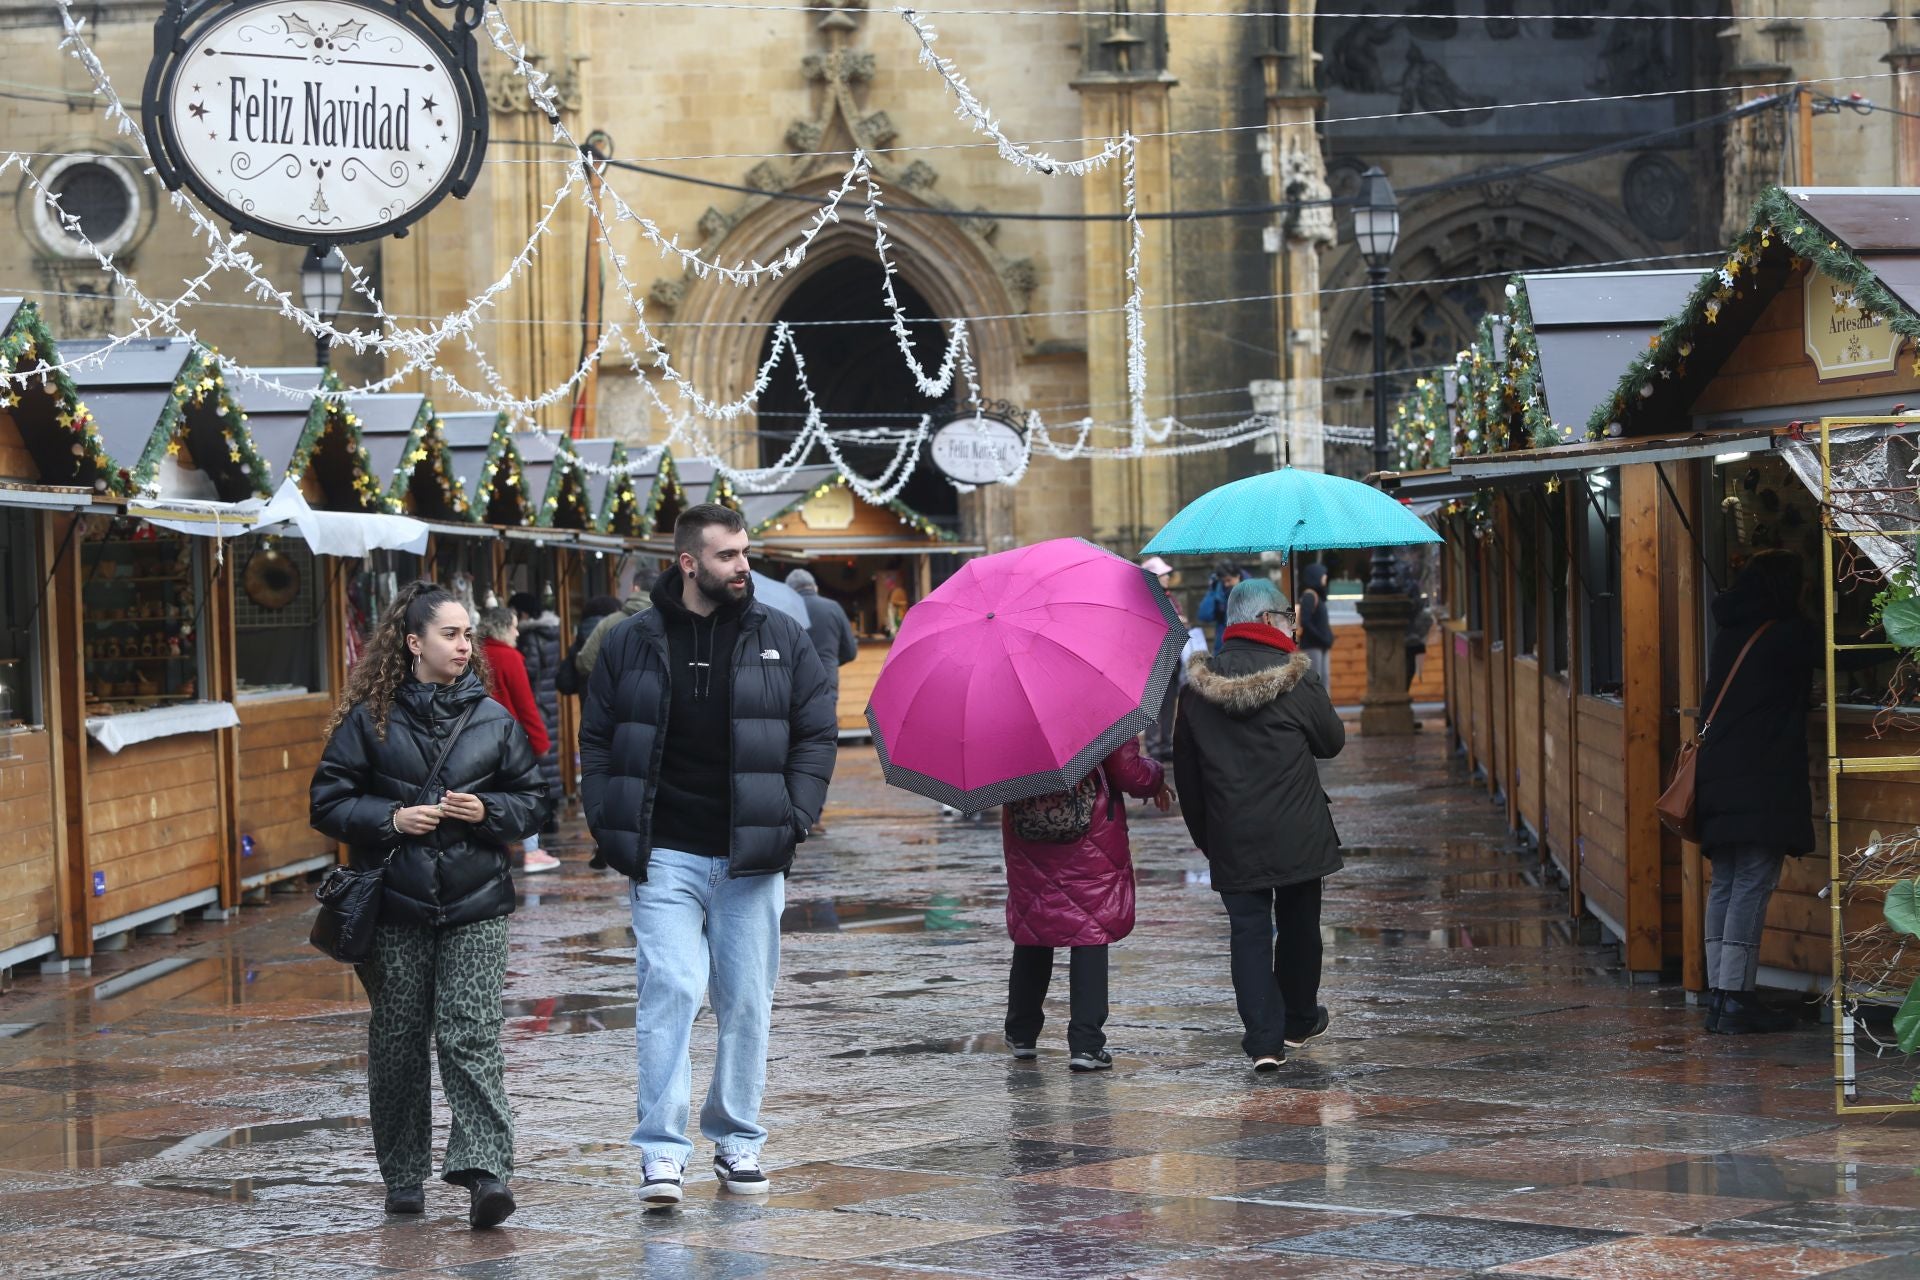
[{"xmin": 1174, "ymin": 576, "xmax": 1345, "ymax": 1071}]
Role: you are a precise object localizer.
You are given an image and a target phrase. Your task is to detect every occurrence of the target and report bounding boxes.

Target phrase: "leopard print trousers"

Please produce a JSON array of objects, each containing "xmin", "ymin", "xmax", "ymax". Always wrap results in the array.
[{"xmin": 357, "ymin": 918, "xmax": 514, "ymax": 1188}]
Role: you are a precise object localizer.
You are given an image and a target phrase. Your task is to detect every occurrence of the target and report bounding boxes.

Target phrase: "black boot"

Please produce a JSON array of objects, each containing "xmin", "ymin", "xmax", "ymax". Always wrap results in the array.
[
  {"xmin": 1715, "ymin": 990, "xmax": 1799, "ymax": 1035},
  {"xmin": 1704, "ymin": 989, "xmax": 1726, "ymax": 1034},
  {"xmin": 468, "ymin": 1175, "xmax": 516, "ymax": 1229},
  {"xmin": 384, "ymin": 1185, "xmax": 425, "ymax": 1214}
]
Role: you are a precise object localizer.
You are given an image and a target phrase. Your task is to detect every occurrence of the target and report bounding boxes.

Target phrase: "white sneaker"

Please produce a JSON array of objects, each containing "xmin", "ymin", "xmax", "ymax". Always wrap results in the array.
[
  {"xmin": 522, "ymin": 849, "xmax": 562, "ymax": 874},
  {"xmin": 640, "ymin": 1156, "xmax": 683, "ymax": 1205},
  {"xmin": 713, "ymin": 1150, "xmax": 770, "ymax": 1195}
]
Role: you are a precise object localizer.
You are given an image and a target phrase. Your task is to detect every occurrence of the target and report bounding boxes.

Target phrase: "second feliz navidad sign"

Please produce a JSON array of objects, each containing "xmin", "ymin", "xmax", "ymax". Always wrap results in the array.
[{"xmin": 143, "ymin": 0, "xmax": 489, "ymax": 246}]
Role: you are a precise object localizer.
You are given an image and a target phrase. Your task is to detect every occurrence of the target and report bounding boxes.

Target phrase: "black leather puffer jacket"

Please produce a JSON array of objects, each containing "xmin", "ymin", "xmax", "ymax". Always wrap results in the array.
[
  {"xmin": 310, "ymin": 671, "xmax": 548, "ymax": 928},
  {"xmin": 579, "ymin": 568, "xmax": 838, "ymax": 882}
]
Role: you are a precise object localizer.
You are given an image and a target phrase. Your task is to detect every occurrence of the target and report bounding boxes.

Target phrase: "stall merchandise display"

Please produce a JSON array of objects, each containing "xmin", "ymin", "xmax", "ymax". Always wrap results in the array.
[{"xmin": 81, "ymin": 517, "xmax": 201, "ymax": 715}]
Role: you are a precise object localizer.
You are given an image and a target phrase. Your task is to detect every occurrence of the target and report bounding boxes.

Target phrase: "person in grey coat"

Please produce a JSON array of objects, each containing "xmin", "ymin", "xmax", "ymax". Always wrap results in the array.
[
  {"xmin": 784, "ymin": 569, "xmax": 857, "ymax": 836},
  {"xmin": 508, "ymin": 592, "xmax": 563, "ymax": 835},
  {"xmin": 1174, "ymin": 577, "xmax": 1345, "ymax": 1071}
]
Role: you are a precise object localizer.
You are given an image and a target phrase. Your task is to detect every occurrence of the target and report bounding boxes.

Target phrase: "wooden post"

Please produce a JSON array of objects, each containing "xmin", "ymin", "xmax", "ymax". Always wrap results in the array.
[
  {"xmin": 1499, "ymin": 496, "xmax": 1519, "ymax": 832},
  {"xmin": 44, "ymin": 513, "xmax": 92, "ymax": 961},
  {"xmin": 1532, "ymin": 492, "xmax": 1550, "ymax": 860},
  {"xmin": 1620, "ymin": 464, "xmax": 1665, "ymax": 976},
  {"xmin": 210, "ymin": 542, "xmax": 242, "ymax": 910},
  {"xmin": 1663, "ymin": 461, "xmax": 1708, "ymax": 992}
]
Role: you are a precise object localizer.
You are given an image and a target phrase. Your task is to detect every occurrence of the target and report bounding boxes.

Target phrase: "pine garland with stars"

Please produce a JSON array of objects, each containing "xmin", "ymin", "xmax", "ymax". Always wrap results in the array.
[
  {"xmin": 1, "ymin": 301, "xmax": 113, "ymax": 492},
  {"xmin": 131, "ymin": 348, "xmax": 274, "ymax": 497}
]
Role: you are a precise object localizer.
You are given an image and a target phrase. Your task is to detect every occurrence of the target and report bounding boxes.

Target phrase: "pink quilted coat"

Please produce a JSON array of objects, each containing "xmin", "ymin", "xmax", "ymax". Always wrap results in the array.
[{"xmin": 1000, "ymin": 739, "xmax": 1165, "ymax": 947}]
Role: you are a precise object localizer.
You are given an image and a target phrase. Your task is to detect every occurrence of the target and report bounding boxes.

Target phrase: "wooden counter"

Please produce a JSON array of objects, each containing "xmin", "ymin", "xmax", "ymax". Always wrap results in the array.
[{"xmin": 236, "ymin": 693, "xmax": 338, "ymax": 885}]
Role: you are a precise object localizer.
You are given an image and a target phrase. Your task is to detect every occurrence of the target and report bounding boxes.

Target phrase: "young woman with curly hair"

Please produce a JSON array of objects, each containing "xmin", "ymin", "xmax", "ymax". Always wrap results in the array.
[{"xmin": 310, "ymin": 580, "xmax": 548, "ymax": 1228}]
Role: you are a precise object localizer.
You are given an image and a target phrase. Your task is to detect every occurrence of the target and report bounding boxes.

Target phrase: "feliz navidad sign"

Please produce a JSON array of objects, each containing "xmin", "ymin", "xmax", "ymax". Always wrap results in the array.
[{"xmin": 143, "ymin": 0, "xmax": 489, "ymax": 247}]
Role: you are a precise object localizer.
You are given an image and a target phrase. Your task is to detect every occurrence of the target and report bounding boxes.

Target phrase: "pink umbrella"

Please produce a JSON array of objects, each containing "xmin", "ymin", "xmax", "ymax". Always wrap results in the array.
[{"xmin": 866, "ymin": 537, "xmax": 1183, "ymax": 811}]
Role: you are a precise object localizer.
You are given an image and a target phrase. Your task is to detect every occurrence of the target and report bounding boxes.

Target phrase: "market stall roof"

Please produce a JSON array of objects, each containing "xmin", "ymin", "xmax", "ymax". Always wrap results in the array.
[
  {"xmin": 617, "ymin": 445, "xmax": 678, "ymax": 534},
  {"xmin": 568, "ymin": 436, "xmax": 623, "ymax": 531},
  {"xmin": 438, "ymin": 411, "xmax": 499, "ymax": 511},
  {"xmin": 1521, "ymin": 269, "xmax": 1704, "ymax": 438},
  {"xmin": 747, "ymin": 468, "xmax": 958, "ymax": 547},
  {"xmin": 1592, "ymin": 186, "xmax": 1920, "ymax": 439},
  {"xmin": 510, "ymin": 429, "xmax": 592, "ymax": 528},
  {"xmin": 349, "ymin": 393, "xmax": 430, "ymax": 498},
  {"xmin": 1451, "ymin": 426, "xmax": 1780, "ymax": 481},
  {"xmin": 228, "ymin": 367, "xmax": 385, "ymax": 512},
  {"xmin": 64, "ymin": 338, "xmax": 271, "ymax": 500},
  {"xmin": 0, "ymin": 479, "xmax": 92, "ymax": 510},
  {"xmin": 739, "ymin": 464, "xmax": 843, "ymax": 535},
  {"xmin": 0, "ymin": 299, "xmax": 114, "ymax": 493},
  {"xmin": 753, "ymin": 536, "xmax": 985, "ymax": 559},
  {"xmin": 671, "ymin": 456, "xmax": 735, "ymax": 511}
]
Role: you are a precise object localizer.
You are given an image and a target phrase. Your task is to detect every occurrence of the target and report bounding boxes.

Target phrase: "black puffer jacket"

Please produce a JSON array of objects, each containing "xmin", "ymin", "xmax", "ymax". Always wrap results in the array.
[
  {"xmin": 1695, "ymin": 584, "xmax": 1820, "ymax": 855},
  {"xmin": 517, "ymin": 614, "xmax": 563, "ymax": 797},
  {"xmin": 310, "ymin": 672, "xmax": 548, "ymax": 927},
  {"xmin": 1173, "ymin": 634, "xmax": 1346, "ymax": 892},
  {"xmin": 579, "ymin": 568, "xmax": 838, "ymax": 881}
]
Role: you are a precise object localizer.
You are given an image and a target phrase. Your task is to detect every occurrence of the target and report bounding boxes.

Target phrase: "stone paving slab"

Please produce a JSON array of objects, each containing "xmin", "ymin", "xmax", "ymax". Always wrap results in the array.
[{"xmin": 0, "ymin": 728, "xmax": 1910, "ymax": 1277}]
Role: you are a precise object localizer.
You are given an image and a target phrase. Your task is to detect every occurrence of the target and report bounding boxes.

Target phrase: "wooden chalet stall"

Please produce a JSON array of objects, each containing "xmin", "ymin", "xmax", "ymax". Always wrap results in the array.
[
  {"xmin": 430, "ymin": 410, "xmax": 521, "ymax": 610},
  {"xmin": 0, "ymin": 300, "xmax": 104, "ymax": 972},
  {"xmin": 49, "ymin": 337, "xmax": 274, "ymax": 956},
  {"xmin": 1391, "ymin": 187, "xmax": 1920, "ymax": 991},
  {"xmin": 739, "ymin": 465, "xmax": 972, "ymax": 731},
  {"xmin": 224, "ymin": 368, "xmax": 373, "ymax": 894}
]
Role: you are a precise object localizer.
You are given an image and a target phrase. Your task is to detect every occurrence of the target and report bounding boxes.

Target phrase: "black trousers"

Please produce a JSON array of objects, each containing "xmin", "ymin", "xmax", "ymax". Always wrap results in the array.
[
  {"xmin": 1220, "ymin": 879, "xmax": 1324, "ymax": 1058},
  {"xmin": 1005, "ymin": 944, "xmax": 1109, "ymax": 1056}
]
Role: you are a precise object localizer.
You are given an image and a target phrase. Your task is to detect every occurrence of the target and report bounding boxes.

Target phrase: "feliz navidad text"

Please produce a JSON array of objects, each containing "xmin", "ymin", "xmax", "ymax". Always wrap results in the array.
[{"xmin": 226, "ymin": 78, "xmax": 417, "ymax": 151}]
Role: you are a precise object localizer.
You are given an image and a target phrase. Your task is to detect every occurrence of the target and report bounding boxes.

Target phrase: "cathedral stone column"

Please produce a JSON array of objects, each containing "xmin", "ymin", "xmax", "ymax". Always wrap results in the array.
[
  {"xmin": 1074, "ymin": 5, "xmax": 1178, "ymax": 554},
  {"xmin": 1887, "ymin": 12, "xmax": 1920, "ymax": 186}
]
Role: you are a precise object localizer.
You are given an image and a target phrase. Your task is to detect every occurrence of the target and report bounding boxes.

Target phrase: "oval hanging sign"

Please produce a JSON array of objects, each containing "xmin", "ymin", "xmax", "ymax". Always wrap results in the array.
[
  {"xmin": 143, "ymin": 0, "xmax": 489, "ymax": 248},
  {"xmin": 931, "ymin": 414, "xmax": 1027, "ymax": 486}
]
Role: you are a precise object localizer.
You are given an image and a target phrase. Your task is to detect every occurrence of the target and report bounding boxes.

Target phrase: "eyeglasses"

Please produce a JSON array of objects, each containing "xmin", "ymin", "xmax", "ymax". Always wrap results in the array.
[{"xmin": 1259, "ymin": 609, "xmax": 1296, "ymax": 627}]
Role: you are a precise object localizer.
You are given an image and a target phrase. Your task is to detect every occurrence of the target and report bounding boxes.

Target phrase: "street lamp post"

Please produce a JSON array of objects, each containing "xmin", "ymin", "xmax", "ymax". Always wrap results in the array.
[
  {"xmin": 1355, "ymin": 166, "xmax": 1400, "ymax": 594},
  {"xmin": 301, "ymin": 246, "xmax": 345, "ymax": 368},
  {"xmin": 1352, "ymin": 166, "xmax": 1416, "ymax": 736}
]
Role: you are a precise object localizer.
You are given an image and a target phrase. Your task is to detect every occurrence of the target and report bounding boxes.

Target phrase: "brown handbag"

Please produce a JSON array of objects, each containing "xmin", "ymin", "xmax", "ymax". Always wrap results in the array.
[{"xmin": 1657, "ymin": 620, "xmax": 1773, "ymax": 840}]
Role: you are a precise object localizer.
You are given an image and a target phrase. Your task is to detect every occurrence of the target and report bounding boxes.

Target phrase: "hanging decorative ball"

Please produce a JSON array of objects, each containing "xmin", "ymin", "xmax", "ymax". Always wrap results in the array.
[
  {"xmin": 1504, "ymin": 283, "xmax": 1518, "ymax": 300},
  {"xmin": 1607, "ymin": 422, "xmax": 1624, "ymax": 437},
  {"xmin": 1639, "ymin": 384, "xmax": 1654, "ymax": 399}
]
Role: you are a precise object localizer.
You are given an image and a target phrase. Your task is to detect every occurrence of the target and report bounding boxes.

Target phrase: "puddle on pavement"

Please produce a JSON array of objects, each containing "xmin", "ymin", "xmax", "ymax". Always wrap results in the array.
[
  {"xmin": 1134, "ymin": 865, "xmax": 1213, "ymax": 887},
  {"xmin": 781, "ymin": 895, "xmax": 977, "ymax": 934},
  {"xmin": 787, "ymin": 969, "xmax": 880, "ymax": 986},
  {"xmin": 139, "ymin": 1175, "xmax": 356, "ymax": 1202},
  {"xmin": 501, "ymin": 993, "xmax": 637, "ymax": 1036},
  {"xmin": 1327, "ymin": 921, "xmax": 1568, "ymax": 949},
  {"xmin": 546, "ymin": 926, "xmax": 635, "ymax": 951},
  {"xmin": 829, "ymin": 1034, "xmax": 1012, "ymax": 1058}
]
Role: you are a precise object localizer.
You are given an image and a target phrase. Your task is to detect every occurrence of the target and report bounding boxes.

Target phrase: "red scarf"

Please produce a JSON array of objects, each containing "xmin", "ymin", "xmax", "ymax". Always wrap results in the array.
[{"xmin": 1222, "ymin": 622, "xmax": 1297, "ymax": 653}]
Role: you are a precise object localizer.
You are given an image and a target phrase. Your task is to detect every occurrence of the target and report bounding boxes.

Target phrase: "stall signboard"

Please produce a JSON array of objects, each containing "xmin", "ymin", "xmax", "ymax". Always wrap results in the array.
[
  {"xmin": 931, "ymin": 414, "xmax": 1026, "ymax": 485},
  {"xmin": 1804, "ymin": 268, "xmax": 1903, "ymax": 381},
  {"xmin": 143, "ymin": 0, "xmax": 489, "ymax": 247}
]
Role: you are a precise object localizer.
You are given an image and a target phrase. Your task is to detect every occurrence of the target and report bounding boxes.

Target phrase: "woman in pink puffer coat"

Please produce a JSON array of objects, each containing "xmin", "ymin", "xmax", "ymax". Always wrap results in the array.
[{"xmin": 1001, "ymin": 738, "xmax": 1170, "ymax": 1072}]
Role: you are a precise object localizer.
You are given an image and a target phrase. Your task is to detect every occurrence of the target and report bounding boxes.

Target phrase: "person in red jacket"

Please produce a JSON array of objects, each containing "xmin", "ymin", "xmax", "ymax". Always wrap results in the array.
[
  {"xmin": 1001, "ymin": 739, "xmax": 1171, "ymax": 1072},
  {"xmin": 479, "ymin": 608, "xmax": 559, "ymax": 873}
]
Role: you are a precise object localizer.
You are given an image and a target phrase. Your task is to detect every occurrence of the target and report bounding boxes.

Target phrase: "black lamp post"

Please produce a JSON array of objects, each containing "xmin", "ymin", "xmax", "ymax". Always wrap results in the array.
[
  {"xmin": 1355, "ymin": 165, "xmax": 1400, "ymax": 595},
  {"xmin": 301, "ymin": 246, "xmax": 345, "ymax": 367}
]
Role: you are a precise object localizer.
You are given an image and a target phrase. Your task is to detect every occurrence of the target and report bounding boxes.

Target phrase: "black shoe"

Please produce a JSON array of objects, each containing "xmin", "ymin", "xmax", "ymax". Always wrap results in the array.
[
  {"xmin": 1714, "ymin": 991, "xmax": 1799, "ymax": 1035},
  {"xmin": 588, "ymin": 850, "xmax": 608, "ymax": 870},
  {"xmin": 1284, "ymin": 1006, "xmax": 1331, "ymax": 1049},
  {"xmin": 1068, "ymin": 1049, "xmax": 1113, "ymax": 1073},
  {"xmin": 1007, "ymin": 1039, "xmax": 1038, "ymax": 1061},
  {"xmin": 384, "ymin": 1185, "xmax": 425, "ymax": 1214},
  {"xmin": 1704, "ymin": 989, "xmax": 1727, "ymax": 1033},
  {"xmin": 1252, "ymin": 1053, "xmax": 1286, "ymax": 1073},
  {"xmin": 468, "ymin": 1176, "xmax": 516, "ymax": 1229}
]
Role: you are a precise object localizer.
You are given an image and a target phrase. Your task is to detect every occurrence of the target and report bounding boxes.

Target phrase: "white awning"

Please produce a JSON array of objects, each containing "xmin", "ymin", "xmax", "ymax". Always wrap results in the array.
[{"xmin": 257, "ymin": 479, "xmax": 430, "ymax": 558}]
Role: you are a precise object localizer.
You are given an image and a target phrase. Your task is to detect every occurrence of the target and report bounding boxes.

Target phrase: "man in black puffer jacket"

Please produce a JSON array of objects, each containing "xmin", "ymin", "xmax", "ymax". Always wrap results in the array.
[{"xmin": 580, "ymin": 503, "xmax": 836, "ymax": 1204}]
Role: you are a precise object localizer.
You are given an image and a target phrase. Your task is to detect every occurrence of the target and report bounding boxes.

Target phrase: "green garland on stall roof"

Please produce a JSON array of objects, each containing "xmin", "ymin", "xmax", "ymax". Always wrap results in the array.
[
  {"xmin": 1391, "ymin": 373, "xmax": 1449, "ymax": 472},
  {"xmin": 129, "ymin": 349, "xmax": 274, "ymax": 497},
  {"xmin": 639, "ymin": 450, "xmax": 678, "ymax": 530},
  {"xmin": 1503, "ymin": 279, "xmax": 1569, "ymax": 450},
  {"xmin": 478, "ymin": 417, "xmax": 533, "ymax": 524},
  {"xmin": 0, "ymin": 302, "xmax": 115, "ymax": 492},
  {"xmin": 383, "ymin": 402, "xmax": 439, "ymax": 516},
  {"xmin": 1585, "ymin": 185, "xmax": 1920, "ymax": 441}
]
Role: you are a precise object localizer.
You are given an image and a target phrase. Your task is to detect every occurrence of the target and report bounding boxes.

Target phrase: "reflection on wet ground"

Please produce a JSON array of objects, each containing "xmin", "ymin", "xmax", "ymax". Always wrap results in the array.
[{"xmin": 0, "ymin": 726, "xmax": 1908, "ymax": 1277}]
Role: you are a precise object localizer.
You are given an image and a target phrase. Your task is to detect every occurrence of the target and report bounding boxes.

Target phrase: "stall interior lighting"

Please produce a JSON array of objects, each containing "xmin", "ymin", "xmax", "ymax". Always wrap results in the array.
[
  {"xmin": 1714, "ymin": 450, "xmax": 1756, "ymax": 464},
  {"xmin": 1586, "ymin": 471, "xmax": 1612, "ymax": 490}
]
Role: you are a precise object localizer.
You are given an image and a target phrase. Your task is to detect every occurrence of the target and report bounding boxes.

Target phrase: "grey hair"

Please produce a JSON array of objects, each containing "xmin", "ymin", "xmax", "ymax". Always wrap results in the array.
[
  {"xmin": 476, "ymin": 606, "xmax": 518, "ymax": 641},
  {"xmin": 1225, "ymin": 576, "xmax": 1289, "ymax": 626},
  {"xmin": 785, "ymin": 568, "xmax": 819, "ymax": 594}
]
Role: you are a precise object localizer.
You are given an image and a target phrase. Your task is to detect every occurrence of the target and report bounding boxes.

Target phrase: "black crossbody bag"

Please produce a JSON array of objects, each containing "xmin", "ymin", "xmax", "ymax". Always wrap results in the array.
[{"xmin": 310, "ymin": 704, "xmax": 479, "ymax": 963}]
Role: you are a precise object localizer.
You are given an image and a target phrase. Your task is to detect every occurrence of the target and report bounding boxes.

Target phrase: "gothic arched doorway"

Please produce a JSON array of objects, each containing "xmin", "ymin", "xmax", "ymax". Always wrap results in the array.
[{"xmin": 757, "ymin": 256, "xmax": 959, "ymax": 530}]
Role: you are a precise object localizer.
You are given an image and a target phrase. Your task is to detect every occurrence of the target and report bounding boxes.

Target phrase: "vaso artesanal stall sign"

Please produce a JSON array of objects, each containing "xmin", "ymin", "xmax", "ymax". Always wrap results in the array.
[{"xmin": 142, "ymin": 0, "xmax": 488, "ymax": 247}]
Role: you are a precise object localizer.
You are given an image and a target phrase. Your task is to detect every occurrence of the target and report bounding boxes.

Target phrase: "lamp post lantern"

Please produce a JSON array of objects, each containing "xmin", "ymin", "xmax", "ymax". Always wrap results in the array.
[
  {"xmin": 301, "ymin": 246, "xmax": 346, "ymax": 368},
  {"xmin": 1356, "ymin": 165, "xmax": 1401, "ymax": 595}
]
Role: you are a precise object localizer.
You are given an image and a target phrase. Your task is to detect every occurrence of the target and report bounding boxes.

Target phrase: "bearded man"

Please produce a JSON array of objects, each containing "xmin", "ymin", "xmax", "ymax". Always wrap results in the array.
[{"xmin": 579, "ymin": 503, "xmax": 837, "ymax": 1204}]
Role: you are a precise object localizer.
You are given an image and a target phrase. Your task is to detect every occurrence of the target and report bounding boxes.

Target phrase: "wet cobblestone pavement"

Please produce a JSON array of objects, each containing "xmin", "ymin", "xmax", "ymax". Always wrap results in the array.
[{"xmin": 3, "ymin": 727, "xmax": 1918, "ymax": 1277}]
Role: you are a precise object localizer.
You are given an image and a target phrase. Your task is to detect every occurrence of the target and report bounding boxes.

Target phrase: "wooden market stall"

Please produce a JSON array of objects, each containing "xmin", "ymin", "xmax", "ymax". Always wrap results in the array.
[
  {"xmin": 0, "ymin": 299, "xmax": 103, "ymax": 972},
  {"xmin": 739, "ymin": 464, "xmax": 975, "ymax": 731},
  {"xmin": 43, "ymin": 337, "xmax": 273, "ymax": 956},
  {"xmin": 1391, "ymin": 187, "xmax": 1920, "ymax": 991}
]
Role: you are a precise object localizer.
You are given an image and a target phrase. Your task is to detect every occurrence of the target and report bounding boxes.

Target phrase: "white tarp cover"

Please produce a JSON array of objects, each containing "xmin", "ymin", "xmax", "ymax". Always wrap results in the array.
[
  {"xmin": 1779, "ymin": 425, "xmax": 1920, "ymax": 578},
  {"xmin": 129, "ymin": 480, "xmax": 431, "ymax": 556},
  {"xmin": 85, "ymin": 700, "xmax": 239, "ymax": 753}
]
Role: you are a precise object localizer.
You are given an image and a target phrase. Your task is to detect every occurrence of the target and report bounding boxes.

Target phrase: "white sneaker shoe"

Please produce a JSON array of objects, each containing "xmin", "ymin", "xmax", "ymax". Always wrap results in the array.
[
  {"xmin": 640, "ymin": 1156, "xmax": 683, "ymax": 1205},
  {"xmin": 713, "ymin": 1150, "xmax": 770, "ymax": 1195},
  {"xmin": 522, "ymin": 849, "xmax": 562, "ymax": 874}
]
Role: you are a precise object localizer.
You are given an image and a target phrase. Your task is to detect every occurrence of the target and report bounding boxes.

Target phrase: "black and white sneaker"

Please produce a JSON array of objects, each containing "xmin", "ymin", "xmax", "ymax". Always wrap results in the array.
[
  {"xmin": 1068, "ymin": 1049, "xmax": 1113, "ymax": 1073},
  {"xmin": 640, "ymin": 1156, "xmax": 684, "ymax": 1205},
  {"xmin": 1008, "ymin": 1040, "xmax": 1038, "ymax": 1060},
  {"xmin": 1284, "ymin": 1006, "xmax": 1330, "ymax": 1049},
  {"xmin": 713, "ymin": 1150, "xmax": 770, "ymax": 1195}
]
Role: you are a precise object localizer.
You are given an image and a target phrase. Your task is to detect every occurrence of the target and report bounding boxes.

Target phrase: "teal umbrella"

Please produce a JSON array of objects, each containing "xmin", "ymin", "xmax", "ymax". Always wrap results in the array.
[{"xmin": 1140, "ymin": 467, "xmax": 1442, "ymax": 557}]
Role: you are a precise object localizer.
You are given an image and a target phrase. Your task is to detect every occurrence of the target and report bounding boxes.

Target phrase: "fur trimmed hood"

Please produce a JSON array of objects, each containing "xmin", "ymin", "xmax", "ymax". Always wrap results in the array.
[{"xmin": 1186, "ymin": 649, "xmax": 1311, "ymax": 717}]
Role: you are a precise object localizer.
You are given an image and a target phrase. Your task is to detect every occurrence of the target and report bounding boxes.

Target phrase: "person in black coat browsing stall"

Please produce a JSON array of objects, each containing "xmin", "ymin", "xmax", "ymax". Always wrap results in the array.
[
  {"xmin": 1693, "ymin": 548, "xmax": 1820, "ymax": 1036},
  {"xmin": 310, "ymin": 581, "xmax": 548, "ymax": 1228}
]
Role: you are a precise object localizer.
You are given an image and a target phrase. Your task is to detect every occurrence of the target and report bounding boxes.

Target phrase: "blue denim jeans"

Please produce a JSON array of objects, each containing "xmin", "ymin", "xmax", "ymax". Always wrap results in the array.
[{"xmin": 629, "ymin": 846, "xmax": 785, "ymax": 1168}]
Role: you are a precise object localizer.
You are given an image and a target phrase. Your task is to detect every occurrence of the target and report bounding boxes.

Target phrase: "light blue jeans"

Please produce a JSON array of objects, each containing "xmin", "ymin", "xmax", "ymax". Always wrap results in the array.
[{"xmin": 629, "ymin": 846, "xmax": 784, "ymax": 1168}]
